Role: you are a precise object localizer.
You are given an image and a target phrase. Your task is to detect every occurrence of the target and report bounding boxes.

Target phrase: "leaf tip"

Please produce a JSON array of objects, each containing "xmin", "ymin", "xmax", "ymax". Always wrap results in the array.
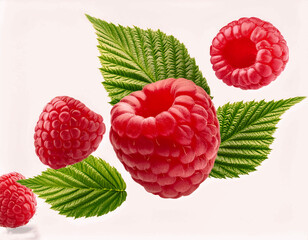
[
  {"xmin": 85, "ymin": 13, "xmax": 94, "ymax": 22},
  {"xmin": 283, "ymin": 96, "xmax": 306, "ymax": 109},
  {"xmin": 295, "ymin": 96, "xmax": 306, "ymax": 103}
]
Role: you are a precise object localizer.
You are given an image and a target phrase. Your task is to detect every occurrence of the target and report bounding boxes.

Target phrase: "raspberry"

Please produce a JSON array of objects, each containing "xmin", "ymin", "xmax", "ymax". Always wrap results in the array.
[
  {"xmin": 210, "ymin": 17, "xmax": 289, "ymax": 89},
  {"xmin": 0, "ymin": 172, "xmax": 36, "ymax": 228},
  {"xmin": 34, "ymin": 96, "xmax": 106, "ymax": 169},
  {"xmin": 110, "ymin": 78, "xmax": 220, "ymax": 198}
]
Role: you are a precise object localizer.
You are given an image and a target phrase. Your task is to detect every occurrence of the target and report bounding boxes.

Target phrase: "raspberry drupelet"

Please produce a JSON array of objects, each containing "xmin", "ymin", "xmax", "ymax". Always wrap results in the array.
[
  {"xmin": 210, "ymin": 17, "xmax": 289, "ymax": 89},
  {"xmin": 110, "ymin": 78, "xmax": 221, "ymax": 198}
]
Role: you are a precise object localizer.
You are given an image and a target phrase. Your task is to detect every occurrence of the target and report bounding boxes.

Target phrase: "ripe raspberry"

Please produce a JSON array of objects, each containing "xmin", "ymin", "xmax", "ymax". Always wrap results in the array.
[
  {"xmin": 210, "ymin": 17, "xmax": 289, "ymax": 89},
  {"xmin": 110, "ymin": 78, "xmax": 220, "ymax": 198},
  {"xmin": 0, "ymin": 172, "xmax": 36, "ymax": 228},
  {"xmin": 34, "ymin": 96, "xmax": 106, "ymax": 169}
]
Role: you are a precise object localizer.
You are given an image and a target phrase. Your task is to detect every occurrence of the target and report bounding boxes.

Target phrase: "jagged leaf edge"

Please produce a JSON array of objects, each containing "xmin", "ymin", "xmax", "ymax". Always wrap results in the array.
[
  {"xmin": 86, "ymin": 14, "xmax": 210, "ymax": 105},
  {"xmin": 18, "ymin": 156, "xmax": 127, "ymax": 218},
  {"xmin": 210, "ymin": 97, "xmax": 306, "ymax": 179}
]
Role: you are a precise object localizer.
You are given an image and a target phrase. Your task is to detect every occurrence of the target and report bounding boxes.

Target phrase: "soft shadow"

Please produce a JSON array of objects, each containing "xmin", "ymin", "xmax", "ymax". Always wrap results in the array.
[{"xmin": 3, "ymin": 225, "xmax": 40, "ymax": 240}]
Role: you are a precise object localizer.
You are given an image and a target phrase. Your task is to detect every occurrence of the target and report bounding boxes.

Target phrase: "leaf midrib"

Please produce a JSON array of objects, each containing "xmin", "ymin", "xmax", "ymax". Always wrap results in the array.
[
  {"xmin": 110, "ymin": 25, "xmax": 154, "ymax": 83},
  {"xmin": 219, "ymin": 102, "xmax": 283, "ymax": 146},
  {"xmin": 32, "ymin": 184, "xmax": 126, "ymax": 192},
  {"xmin": 96, "ymin": 22, "xmax": 154, "ymax": 83}
]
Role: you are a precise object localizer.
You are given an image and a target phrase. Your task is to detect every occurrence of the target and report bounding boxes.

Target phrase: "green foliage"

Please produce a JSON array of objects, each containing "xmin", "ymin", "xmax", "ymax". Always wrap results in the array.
[
  {"xmin": 86, "ymin": 14, "xmax": 210, "ymax": 105},
  {"xmin": 86, "ymin": 15, "xmax": 305, "ymax": 181},
  {"xmin": 210, "ymin": 97, "xmax": 305, "ymax": 178},
  {"xmin": 19, "ymin": 156, "xmax": 127, "ymax": 218}
]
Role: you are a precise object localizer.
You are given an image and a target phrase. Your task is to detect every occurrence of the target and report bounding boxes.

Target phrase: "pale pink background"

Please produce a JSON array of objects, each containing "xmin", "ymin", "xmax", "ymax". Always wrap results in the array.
[{"xmin": 0, "ymin": 0, "xmax": 308, "ymax": 239}]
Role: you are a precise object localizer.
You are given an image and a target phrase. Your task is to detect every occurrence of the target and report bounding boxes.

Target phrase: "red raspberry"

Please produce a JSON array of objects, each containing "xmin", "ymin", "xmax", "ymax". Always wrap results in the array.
[
  {"xmin": 110, "ymin": 78, "xmax": 220, "ymax": 198},
  {"xmin": 0, "ymin": 172, "xmax": 36, "ymax": 228},
  {"xmin": 34, "ymin": 96, "xmax": 106, "ymax": 169},
  {"xmin": 210, "ymin": 17, "xmax": 289, "ymax": 89}
]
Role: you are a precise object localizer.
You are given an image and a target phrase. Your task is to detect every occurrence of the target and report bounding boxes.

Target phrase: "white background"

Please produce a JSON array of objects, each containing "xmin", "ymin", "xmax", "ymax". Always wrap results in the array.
[{"xmin": 0, "ymin": 0, "xmax": 308, "ymax": 239}]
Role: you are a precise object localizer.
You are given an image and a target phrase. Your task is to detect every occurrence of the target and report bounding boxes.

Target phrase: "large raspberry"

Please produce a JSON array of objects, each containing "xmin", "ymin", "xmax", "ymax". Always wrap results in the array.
[
  {"xmin": 0, "ymin": 172, "xmax": 36, "ymax": 228},
  {"xmin": 110, "ymin": 78, "xmax": 220, "ymax": 198},
  {"xmin": 210, "ymin": 17, "xmax": 289, "ymax": 89},
  {"xmin": 34, "ymin": 96, "xmax": 106, "ymax": 169}
]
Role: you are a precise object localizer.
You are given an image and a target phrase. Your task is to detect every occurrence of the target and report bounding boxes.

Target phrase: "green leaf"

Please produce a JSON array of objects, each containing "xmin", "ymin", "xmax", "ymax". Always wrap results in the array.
[
  {"xmin": 210, "ymin": 97, "xmax": 306, "ymax": 179},
  {"xmin": 18, "ymin": 156, "xmax": 127, "ymax": 218},
  {"xmin": 86, "ymin": 14, "xmax": 211, "ymax": 105}
]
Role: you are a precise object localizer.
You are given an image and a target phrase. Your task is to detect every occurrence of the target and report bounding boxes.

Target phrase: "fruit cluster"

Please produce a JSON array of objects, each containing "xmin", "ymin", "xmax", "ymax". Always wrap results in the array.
[{"xmin": 0, "ymin": 16, "xmax": 290, "ymax": 228}]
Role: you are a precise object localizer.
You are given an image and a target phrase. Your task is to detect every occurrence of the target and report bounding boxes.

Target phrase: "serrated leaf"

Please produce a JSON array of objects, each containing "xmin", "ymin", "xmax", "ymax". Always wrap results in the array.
[
  {"xmin": 18, "ymin": 156, "xmax": 127, "ymax": 218},
  {"xmin": 210, "ymin": 97, "xmax": 305, "ymax": 179},
  {"xmin": 86, "ymin": 14, "xmax": 211, "ymax": 105}
]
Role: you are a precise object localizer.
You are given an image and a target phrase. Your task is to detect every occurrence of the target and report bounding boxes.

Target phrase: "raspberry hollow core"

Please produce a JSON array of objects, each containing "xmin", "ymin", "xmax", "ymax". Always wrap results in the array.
[
  {"xmin": 210, "ymin": 17, "xmax": 289, "ymax": 90},
  {"xmin": 110, "ymin": 78, "xmax": 221, "ymax": 198}
]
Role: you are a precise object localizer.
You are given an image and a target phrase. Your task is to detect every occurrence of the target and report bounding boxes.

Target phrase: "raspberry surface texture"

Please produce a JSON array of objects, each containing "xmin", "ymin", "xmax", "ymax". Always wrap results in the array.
[
  {"xmin": 110, "ymin": 78, "xmax": 220, "ymax": 198},
  {"xmin": 210, "ymin": 17, "xmax": 289, "ymax": 89},
  {"xmin": 0, "ymin": 172, "xmax": 36, "ymax": 228},
  {"xmin": 34, "ymin": 96, "xmax": 106, "ymax": 169}
]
